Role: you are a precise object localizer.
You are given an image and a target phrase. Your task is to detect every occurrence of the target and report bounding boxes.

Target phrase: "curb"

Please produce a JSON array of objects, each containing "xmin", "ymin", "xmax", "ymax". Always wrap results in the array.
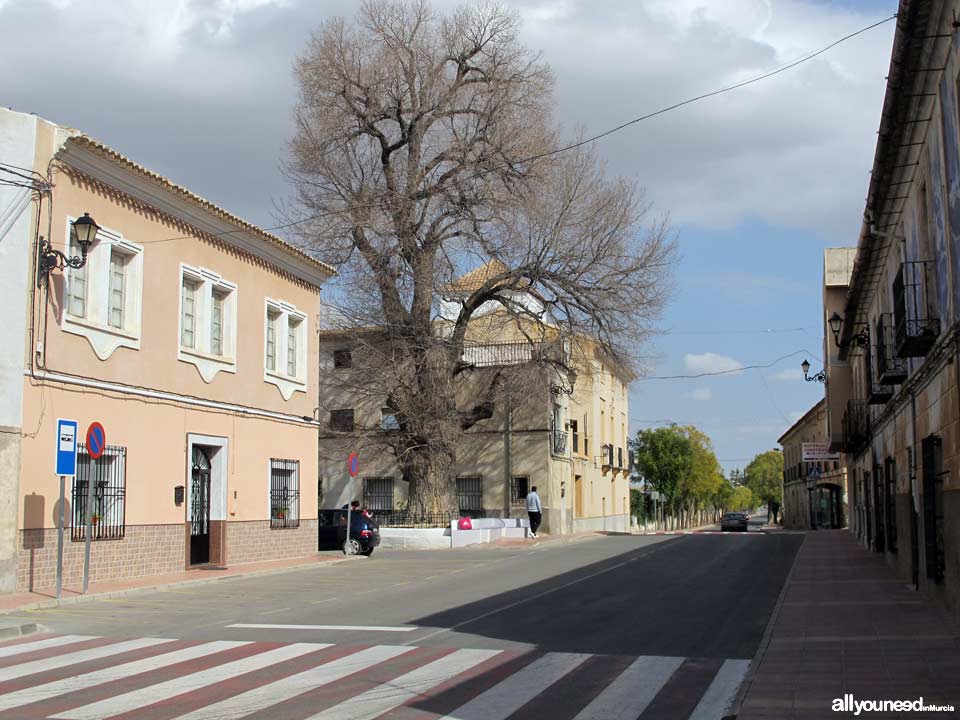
[
  {"xmin": 726, "ymin": 531, "xmax": 807, "ymax": 718},
  {"xmin": 0, "ymin": 556, "xmax": 358, "ymax": 616},
  {"xmin": 0, "ymin": 622, "xmax": 39, "ymax": 639}
]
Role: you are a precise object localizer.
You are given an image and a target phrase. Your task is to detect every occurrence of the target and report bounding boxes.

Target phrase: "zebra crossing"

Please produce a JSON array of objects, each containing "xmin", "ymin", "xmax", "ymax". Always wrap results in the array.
[{"xmin": 0, "ymin": 633, "xmax": 749, "ymax": 719}]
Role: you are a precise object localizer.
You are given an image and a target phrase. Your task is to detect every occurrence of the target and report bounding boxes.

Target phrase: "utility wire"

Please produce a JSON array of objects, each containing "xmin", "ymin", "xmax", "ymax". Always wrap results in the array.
[
  {"xmin": 33, "ymin": 12, "xmax": 898, "ymax": 250},
  {"xmin": 638, "ymin": 349, "xmax": 810, "ymax": 380}
]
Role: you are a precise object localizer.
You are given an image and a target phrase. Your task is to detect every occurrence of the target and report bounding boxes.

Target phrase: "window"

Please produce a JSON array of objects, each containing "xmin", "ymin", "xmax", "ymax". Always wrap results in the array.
[
  {"xmin": 921, "ymin": 435, "xmax": 945, "ymax": 582},
  {"xmin": 67, "ymin": 227, "xmax": 88, "ymax": 318},
  {"xmin": 71, "ymin": 444, "xmax": 126, "ymax": 541},
  {"xmin": 211, "ymin": 289, "xmax": 226, "ymax": 356},
  {"xmin": 330, "ymin": 409, "xmax": 355, "ymax": 432},
  {"xmin": 363, "ymin": 477, "xmax": 394, "ymax": 511},
  {"xmin": 270, "ymin": 458, "xmax": 300, "ymax": 529},
  {"xmin": 107, "ymin": 250, "xmax": 127, "ymax": 329},
  {"xmin": 333, "ymin": 349, "xmax": 352, "ymax": 369},
  {"xmin": 456, "ymin": 475, "xmax": 483, "ymax": 516},
  {"xmin": 381, "ymin": 408, "xmax": 400, "ymax": 431},
  {"xmin": 178, "ymin": 265, "xmax": 238, "ymax": 381},
  {"xmin": 287, "ymin": 317, "xmax": 300, "ymax": 377},
  {"xmin": 61, "ymin": 217, "xmax": 143, "ymax": 358},
  {"xmin": 885, "ymin": 458, "xmax": 897, "ymax": 554},
  {"xmin": 511, "ymin": 476, "xmax": 529, "ymax": 506},
  {"xmin": 181, "ymin": 279, "xmax": 198, "ymax": 348},
  {"xmin": 264, "ymin": 299, "xmax": 308, "ymax": 398}
]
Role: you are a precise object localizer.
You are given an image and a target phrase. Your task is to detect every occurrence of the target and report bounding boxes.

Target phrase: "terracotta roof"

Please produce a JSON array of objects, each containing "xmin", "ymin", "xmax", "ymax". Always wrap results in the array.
[
  {"xmin": 447, "ymin": 259, "xmax": 508, "ymax": 294},
  {"xmin": 63, "ymin": 135, "xmax": 337, "ymax": 280}
]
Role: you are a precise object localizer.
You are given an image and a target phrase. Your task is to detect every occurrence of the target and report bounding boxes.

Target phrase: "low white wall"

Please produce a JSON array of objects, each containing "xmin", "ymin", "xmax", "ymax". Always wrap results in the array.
[
  {"xmin": 572, "ymin": 514, "xmax": 630, "ymax": 534},
  {"xmin": 378, "ymin": 527, "xmax": 451, "ymax": 549}
]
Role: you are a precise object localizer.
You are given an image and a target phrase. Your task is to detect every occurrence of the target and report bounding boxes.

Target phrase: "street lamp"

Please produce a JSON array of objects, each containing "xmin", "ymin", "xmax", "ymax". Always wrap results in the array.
[
  {"xmin": 801, "ymin": 359, "xmax": 825, "ymax": 383},
  {"xmin": 37, "ymin": 213, "xmax": 100, "ymax": 286},
  {"xmin": 828, "ymin": 311, "xmax": 869, "ymax": 349}
]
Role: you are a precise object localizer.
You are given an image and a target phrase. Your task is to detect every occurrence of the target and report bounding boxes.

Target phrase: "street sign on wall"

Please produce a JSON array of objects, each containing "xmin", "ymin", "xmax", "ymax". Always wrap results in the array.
[
  {"xmin": 802, "ymin": 442, "xmax": 840, "ymax": 462},
  {"xmin": 347, "ymin": 452, "xmax": 359, "ymax": 477},
  {"xmin": 56, "ymin": 419, "xmax": 78, "ymax": 477},
  {"xmin": 86, "ymin": 422, "xmax": 106, "ymax": 460}
]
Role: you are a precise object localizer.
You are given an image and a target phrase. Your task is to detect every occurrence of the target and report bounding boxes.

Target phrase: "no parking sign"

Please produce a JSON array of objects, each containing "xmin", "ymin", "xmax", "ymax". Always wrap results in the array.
[{"xmin": 86, "ymin": 422, "xmax": 106, "ymax": 459}]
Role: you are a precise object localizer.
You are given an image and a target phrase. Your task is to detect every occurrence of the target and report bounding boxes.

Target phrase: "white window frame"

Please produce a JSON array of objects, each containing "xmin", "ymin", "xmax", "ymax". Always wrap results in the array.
[
  {"xmin": 61, "ymin": 215, "xmax": 143, "ymax": 360},
  {"xmin": 177, "ymin": 264, "xmax": 238, "ymax": 383},
  {"xmin": 264, "ymin": 298, "xmax": 308, "ymax": 400}
]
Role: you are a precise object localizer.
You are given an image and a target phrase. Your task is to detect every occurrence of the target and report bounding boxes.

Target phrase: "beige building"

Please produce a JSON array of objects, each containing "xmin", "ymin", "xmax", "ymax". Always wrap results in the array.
[
  {"xmin": 778, "ymin": 399, "xmax": 846, "ymax": 530},
  {"xmin": 0, "ymin": 109, "xmax": 333, "ymax": 592},
  {"xmin": 318, "ymin": 266, "xmax": 632, "ymax": 535},
  {"xmin": 822, "ymin": 0, "xmax": 960, "ymax": 621}
]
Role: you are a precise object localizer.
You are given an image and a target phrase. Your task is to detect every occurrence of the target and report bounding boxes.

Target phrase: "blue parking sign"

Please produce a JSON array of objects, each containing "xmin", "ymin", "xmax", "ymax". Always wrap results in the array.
[{"xmin": 56, "ymin": 419, "xmax": 78, "ymax": 477}]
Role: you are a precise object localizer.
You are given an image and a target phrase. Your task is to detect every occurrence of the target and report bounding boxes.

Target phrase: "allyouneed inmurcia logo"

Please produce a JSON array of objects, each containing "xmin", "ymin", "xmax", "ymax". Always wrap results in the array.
[{"xmin": 833, "ymin": 694, "xmax": 955, "ymax": 715}]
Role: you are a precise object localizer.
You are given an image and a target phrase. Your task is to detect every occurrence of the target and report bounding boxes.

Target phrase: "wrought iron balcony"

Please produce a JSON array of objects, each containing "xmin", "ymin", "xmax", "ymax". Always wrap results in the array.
[
  {"xmin": 867, "ymin": 377, "xmax": 894, "ymax": 405},
  {"xmin": 893, "ymin": 261, "xmax": 941, "ymax": 358},
  {"xmin": 842, "ymin": 399, "xmax": 870, "ymax": 453},
  {"xmin": 461, "ymin": 340, "xmax": 565, "ymax": 368},
  {"xmin": 876, "ymin": 313, "xmax": 907, "ymax": 384}
]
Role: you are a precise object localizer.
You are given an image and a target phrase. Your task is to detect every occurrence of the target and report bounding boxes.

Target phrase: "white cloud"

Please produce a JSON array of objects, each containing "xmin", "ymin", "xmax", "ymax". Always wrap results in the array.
[
  {"xmin": 684, "ymin": 352, "xmax": 744, "ymax": 374},
  {"xmin": 684, "ymin": 386, "xmax": 714, "ymax": 401},
  {"xmin": 769, "ymin": 367, "xmax": 804, "ymax": 382}
]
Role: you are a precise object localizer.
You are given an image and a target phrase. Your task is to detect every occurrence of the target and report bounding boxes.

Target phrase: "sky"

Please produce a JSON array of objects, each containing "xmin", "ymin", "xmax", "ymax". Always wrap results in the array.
[{"xmin": 0, "ymin": 0, "xmax": 900, "ymax": 472}]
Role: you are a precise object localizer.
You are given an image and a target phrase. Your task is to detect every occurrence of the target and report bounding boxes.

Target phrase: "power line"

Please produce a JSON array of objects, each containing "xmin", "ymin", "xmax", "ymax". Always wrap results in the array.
[{"xmin": 638, "ymin": 349, "xmax": 810, "ymax": 380}]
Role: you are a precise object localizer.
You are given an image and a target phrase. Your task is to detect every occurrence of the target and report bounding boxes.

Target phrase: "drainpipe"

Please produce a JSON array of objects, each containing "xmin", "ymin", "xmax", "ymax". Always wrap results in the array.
[{"xmin": 503, "ymin": 386, "xmax": 512, "ymax": 519}]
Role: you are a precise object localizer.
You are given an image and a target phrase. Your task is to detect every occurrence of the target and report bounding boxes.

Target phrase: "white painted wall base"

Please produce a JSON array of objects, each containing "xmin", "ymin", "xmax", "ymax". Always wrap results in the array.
[
  {"xmin": 572, "ymin": 514, "xmax": 630, "ymax": 534},
  {"xmin": 378, "ymin": 528, "xmax": 451, "ymax": 550}
]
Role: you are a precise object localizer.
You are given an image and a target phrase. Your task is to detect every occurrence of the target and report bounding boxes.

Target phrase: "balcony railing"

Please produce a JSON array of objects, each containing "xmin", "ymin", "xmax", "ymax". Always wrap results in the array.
[
  {"xmin": 551, "ymin": 428, "xmax": 568, "ymax": 456},
  {"xmin": 876, "ymin": 313, "xmax": 907, "ymax": 385},
  {"xmin": 842, "ymin": 399, "xmax": 870, "ymax": 453},
  {"xmin": 893, "ymin": 261, "xmax": 941, "ymax": 358},
  {"xmin": 461, "ymin": 340, "xmax": 564, "ymax": 368},
  {"xmin": 867, "ymin": 377, "xmax": 894, "ymax": 405}
]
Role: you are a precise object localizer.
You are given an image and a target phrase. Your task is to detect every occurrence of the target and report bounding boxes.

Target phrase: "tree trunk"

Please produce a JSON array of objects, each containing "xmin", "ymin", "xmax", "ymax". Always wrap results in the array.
[{"xmin": 401, "ymin": 443, "xmax": 457, "ymax": 516}]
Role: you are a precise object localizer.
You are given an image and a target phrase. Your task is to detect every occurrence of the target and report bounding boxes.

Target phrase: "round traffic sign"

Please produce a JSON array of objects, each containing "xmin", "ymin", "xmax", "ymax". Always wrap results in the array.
[
  {"xmin": 347, "ymin": 452, "xmax": 359, "ymax": 477},
  {"xmin": 86, "ymin": 422, "xmax": 106, "ymax": 460}
]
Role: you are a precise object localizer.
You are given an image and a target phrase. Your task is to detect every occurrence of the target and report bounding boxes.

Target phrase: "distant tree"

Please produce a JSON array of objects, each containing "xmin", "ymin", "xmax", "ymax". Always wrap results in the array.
[
  {"xmin": 632, "ymin": 426, "xmax": 692, "ymax": 521},
  {"xmin": 745, "ymin": 450, "xmax": 784, "ymax": 522},
  {"xmin": 730, "ymin": 485, "xmax": 754, "ymax": 512}
]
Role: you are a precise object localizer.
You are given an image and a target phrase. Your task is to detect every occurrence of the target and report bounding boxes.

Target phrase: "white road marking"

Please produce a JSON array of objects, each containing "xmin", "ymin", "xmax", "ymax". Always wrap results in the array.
[
  {"xmin": 52, "ymin": 643, "xmax": 327, "ymax": 720},
  {"xmin": 171, "ymin": 645, "xmax": 417, "ymax": 720},
  {"xmin": 0, "ymin": 638, "xmax": 171, "ymax": 683},
  {"xmin": 0, "ymin": 641, "xmax": 248, "ymax": 712},
  {"xmin": 227, "ymin": 624, "xmax": 418, "ymax": 632},
  {"xmin": 306, "ymin": 648, "xmax": 501, "ymax": 720},
  {"xmin": 572, "ymin": 655, "xmax": 684, "ymax": 719},
  {"xmin": 688, "ymin": 659, "xmax": 751, "ymax": 720},
  {"xmin": 441, "ymin": 652, "xmax": 591, "ymax": 720},
  {"xmin": 0, "ymin": 635, "xmax": 98, "ymax": 659}
]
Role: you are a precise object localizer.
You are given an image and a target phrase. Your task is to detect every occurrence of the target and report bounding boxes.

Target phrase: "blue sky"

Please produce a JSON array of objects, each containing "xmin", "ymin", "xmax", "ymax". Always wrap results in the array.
[{"xmin": 0, "ymin": 0, "xmax": 900, "ymax": 471}]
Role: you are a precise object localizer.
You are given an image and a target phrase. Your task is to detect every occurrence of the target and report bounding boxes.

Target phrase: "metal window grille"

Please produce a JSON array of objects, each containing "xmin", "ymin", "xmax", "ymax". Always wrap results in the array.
[
  {"xmin": 108, "ymin": 249, "xmax": 125, "ymax": 329},
  {"xmin": 71, "ymin": 444, "xmax": 126, "ymax": 542},
  {"xmin": 456, "ymin": 475, "xmax": 483, "ymax": 516},
  {"xmin": 270, "ymin": 458, "xmax": 300, "ymax": 529},
  {"xmin": 511, "ymin": 476, "xmax": 529, "ymax": 506},
  {"xmin": 181, "ymin": 279, "xmax": 197, "ymax": 348},
  {"xmin": 363, "ymin": 477, "xmax": 394, "ymax": 511}
]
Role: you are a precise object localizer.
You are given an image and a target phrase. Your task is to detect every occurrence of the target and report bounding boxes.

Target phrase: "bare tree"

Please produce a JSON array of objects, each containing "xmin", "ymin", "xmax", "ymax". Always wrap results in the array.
[{"xmin": 288, "ymin": 0, "xmax": 676, "ymax": 514}]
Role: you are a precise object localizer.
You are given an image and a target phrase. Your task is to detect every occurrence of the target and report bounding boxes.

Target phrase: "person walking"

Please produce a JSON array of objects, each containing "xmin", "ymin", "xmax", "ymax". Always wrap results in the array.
[{"xmin": 526, "ymin": 486, "xmax": 542, "ymax": 537}]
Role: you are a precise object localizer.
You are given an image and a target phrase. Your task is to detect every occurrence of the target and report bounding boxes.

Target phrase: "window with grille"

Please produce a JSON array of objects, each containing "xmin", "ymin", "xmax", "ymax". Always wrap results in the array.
[
  {"xmin": 363, "ymin": 477, "xmax": 394, "ymax": 511},
  {"xmin": 330, "ymin": 409, "xmax": 355, "ymax": 432},
  {"xmin": 511, "ymin": 476, "xmax": 529, "ymax": 506},
  {"xmin": 71, "ymin": 444, "xmax": 126, "ymax": 541},
  {"xmin": 456, "ymin": 475, "xmax": 483, "ymax": 515},
  {"xmin": 270, "ymin": 459, "xmax": 300, "ymax": 529}
]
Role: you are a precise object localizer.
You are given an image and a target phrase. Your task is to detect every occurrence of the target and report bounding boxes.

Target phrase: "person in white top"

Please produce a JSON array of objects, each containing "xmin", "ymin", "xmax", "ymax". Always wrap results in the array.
[{"xmin": 525, "ymin": 486, "xmax": 542, "ymax": 537}]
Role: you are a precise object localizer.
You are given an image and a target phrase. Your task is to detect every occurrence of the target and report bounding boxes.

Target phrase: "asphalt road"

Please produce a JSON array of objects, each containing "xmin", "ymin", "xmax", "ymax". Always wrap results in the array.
[
  {"xmin": 12, "ymin": 529, "xmax": 800, "ymax": 658},
  {"xmin": 0, "ymin": 529, "xmax": 804, "ymax": 719}
]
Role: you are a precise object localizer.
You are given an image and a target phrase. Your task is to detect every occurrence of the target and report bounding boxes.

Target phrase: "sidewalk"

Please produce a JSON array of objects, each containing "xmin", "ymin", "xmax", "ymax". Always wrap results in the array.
[
  {"xmin": 0, "ymin": 552, "xmax": 353, "ymax": 617},
  {"xmin": 735, "ymin": 530, "xmax": 960, "ymax": 719}
]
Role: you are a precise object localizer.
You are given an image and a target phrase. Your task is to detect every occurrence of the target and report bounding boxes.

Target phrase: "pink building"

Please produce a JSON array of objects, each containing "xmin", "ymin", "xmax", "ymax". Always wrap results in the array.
[{"xmin": 0, "ymin": 108, "xmax": 334, "ymax": 593}]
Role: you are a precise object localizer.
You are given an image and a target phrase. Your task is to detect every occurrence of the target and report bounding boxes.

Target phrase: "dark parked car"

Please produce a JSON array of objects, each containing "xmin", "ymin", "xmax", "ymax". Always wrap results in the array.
[
  {"xmin": 318, "ymin": 509, "xmax": 381, "ymax": 555},
  {"xmin": 721, "ymin": 512, "xmax": 749, "ymax": 532}
]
